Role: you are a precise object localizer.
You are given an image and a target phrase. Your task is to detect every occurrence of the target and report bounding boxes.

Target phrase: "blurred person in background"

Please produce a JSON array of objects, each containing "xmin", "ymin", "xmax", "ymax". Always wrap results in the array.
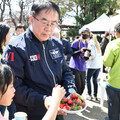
[
  {"xmin": 101, "ymin": 32, "xmax": 110, "ymax": 56},
  {"xmin": 52, "ymin": 27, "xmax": 61, "ymax": 39},
  {"xmin": 52, "ymin": 28, "xmax": 73, "ymax": 65},
  {"xmin": 69, "ymin": 28, "xmax": 90, "ymax": 95},
  {"xmin": 86, "ymin": 32, "xmax": 102, "ymax": 101},
  {"xmin": 61, "ymin": 34, "xmax": 73, "ymax": 65},
  {"xmin": 15, "ymin": 23, "xmax": 25, "ymax": 36},
  {"xmin": 103, "ymin": 23, "xmax": 120, "ymax": 120},
  {"xmin": 101, "ymin": 32, "xmax": 110, "ymax": 73}
]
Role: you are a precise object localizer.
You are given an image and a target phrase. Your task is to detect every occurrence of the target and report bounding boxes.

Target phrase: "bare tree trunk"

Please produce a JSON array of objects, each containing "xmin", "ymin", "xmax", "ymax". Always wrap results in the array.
[
  {"xmin": 94, "ymin": 0, "xmax": 97, "ymax": 19},
  {"xmin": 0, "ymin": 0, "xmax": 6, "ymax": 21},
  {"xmin": 19, "ymin": 1, "xmax": 24, "ymax": 23},
  {"xmin": 76, "ymin": 5, "xmax": 79, "ymax": 25},
  {"xmin": 7, "ymin": 0, "xmax": 16, "ymax": 27}
]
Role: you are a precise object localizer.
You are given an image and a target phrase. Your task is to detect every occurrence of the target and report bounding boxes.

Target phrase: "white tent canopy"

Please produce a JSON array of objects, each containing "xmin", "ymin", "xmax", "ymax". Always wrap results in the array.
[
  {"xmin": 80, "ymin": 13, "xmax": 120, "ymax": 32},
  {"xmin": 104, "ymin": 14, "xmax": 120, "ymax": 31},
  {"xmin": 80, "ymin": 13, "xmax": 110, "ymax": 32}
]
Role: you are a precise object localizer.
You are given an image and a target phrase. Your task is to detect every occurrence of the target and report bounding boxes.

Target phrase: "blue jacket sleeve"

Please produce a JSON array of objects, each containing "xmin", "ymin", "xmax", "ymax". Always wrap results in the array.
[
  {"xmin": 61, "ymin": 57, "xmax": 76, "ymax": 96},
  {"xmin": 1, "ymin": 44, "xmax": 45, "ymax": 108}
]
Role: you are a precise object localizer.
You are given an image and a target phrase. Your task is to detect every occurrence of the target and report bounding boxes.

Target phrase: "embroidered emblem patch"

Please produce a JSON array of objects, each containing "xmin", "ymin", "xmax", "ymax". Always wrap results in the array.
[
  {"xmin": 29, "ymin": 54, "xmax": 40, "ymax": 61},
  {"xmin": 49, "ymin": 48, "xmax": 62, "ymax": 59},
  {"xmin": 5, "ymin": 52, "xmax": 14, "ymax": 61}
]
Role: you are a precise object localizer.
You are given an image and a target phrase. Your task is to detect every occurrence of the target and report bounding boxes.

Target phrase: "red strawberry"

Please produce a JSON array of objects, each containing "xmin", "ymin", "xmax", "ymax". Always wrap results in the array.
[
  {"xmin": 82, "ymin": 102, "xmax": 85, "ymax": 108},
  {"xmin": 70, "ymin": 105, "xmax": 75, "ymax": 111},
  {"xmin": 74, "ymin": 93, "xmax": 79, "ymax": 99},
  {"xmin": 55, "ymin": 84, "xmax": 58, "ymax": 87},
  {"xmin": 62, "ymin": 97, "xmax": 68, "ymax": 103},
  {"xmin": 59, "ymin": 104, "xmax": 65, "ymax": 109},
  {"xmin": 67, "ymin": 99, "xmax": 73, "ymax": 105},
  {"xmin": 63, "ymin": 105, "xmax": 70, "ymax": 110},
  {"xmin": 76, "ymin": 99, "xmax": 82, "ymax": 104},
  {"xmin": 70, "ymin": 93, "xmax": 78, "ymax": 100}
]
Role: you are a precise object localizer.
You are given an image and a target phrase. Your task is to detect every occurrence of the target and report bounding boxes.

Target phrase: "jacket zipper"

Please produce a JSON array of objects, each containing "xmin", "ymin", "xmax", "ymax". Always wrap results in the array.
[{"xmin": 42, "ymin": 44, "xmax": 56, "ymax": 85}]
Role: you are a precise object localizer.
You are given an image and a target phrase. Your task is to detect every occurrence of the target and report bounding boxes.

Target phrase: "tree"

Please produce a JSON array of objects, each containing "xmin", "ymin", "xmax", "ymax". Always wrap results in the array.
[
  {"xmin": 0, "ymin": 0, "xmax": 7, "ymax": 21},
  {"xmin": 6, "ymin": 0, "xmax": 35, "ymax": 27},
  {"xmin": 53, "ymin": 0, "xmax": 74, "ymax": 24},
  {"xmin": 6, "ymin": 0, "xmax": 17, "ymax": 26},
  {"xmin": 67, "ymin": 0, "xmax": 120, "ymax": 38}
]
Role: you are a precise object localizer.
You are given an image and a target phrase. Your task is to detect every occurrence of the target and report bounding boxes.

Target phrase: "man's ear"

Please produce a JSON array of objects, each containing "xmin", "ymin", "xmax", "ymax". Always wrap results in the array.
[{"xmin": 30, "ymin": 15, "xmax": 33, "ymax": 24}]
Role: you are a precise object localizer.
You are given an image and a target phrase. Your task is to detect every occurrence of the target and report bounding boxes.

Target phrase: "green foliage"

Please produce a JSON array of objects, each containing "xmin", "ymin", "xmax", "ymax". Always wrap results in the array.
[
  {"xmin": 52, "ymin": 0, "xmax": 119, "ymax": 39},
  {"xmin": 66, "ymin": 25, "xmax": 81, "ymax": 38}
]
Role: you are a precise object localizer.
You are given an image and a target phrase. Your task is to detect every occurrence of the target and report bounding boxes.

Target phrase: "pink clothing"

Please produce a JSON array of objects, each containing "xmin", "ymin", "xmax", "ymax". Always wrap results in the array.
[{"xmin": 0, "ymin": 112, "xmax": 8, "ymax": 120}]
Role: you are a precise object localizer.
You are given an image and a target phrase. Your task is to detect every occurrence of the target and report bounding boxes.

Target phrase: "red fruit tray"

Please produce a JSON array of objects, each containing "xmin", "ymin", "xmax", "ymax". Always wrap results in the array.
[
  {"xmin": 60, "ymin": 102, "xmax": 87, "ymax": 114},
  {"xmin": 59, "ymin": 93, "xmax": 87, "ymax": 114}
]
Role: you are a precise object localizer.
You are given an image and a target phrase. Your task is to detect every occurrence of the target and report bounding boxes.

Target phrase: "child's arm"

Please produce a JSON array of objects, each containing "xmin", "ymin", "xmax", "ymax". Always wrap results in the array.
[{"xmin": 42, "ymin": 85, "xmax": 66, "ymax": 120}]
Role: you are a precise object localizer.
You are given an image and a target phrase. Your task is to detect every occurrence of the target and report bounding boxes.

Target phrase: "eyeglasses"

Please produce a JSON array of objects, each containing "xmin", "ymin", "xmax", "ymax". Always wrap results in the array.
[
  {"xmin": 16, "ymin": 30, "xmax": 24, "ymax": 33},
  {"xmin": 33, "ymin": 16, "xmax": 58, "ymax": 29}
]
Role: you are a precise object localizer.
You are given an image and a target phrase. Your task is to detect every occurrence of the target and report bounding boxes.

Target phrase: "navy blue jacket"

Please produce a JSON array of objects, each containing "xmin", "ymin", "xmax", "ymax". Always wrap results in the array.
[
  {"xmin": 1, "ymin": 29, "xmax": 76, "ymax": 118},
  {"xmin": 61, "ymin": 38, "xmax": 73, "ymax": 62}
]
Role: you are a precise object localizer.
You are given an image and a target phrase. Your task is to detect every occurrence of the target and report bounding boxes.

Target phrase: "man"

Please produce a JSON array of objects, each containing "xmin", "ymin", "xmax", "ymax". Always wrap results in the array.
[
  {"xmin": 103, "ymin": 23, "xmax": 120, "ymax": 120},
  {"xmin": 52, "ymin": 27, "xmax": 61, "ymax": 39},
  {"xmin": 61, "ymin": 34, "xmax": 73, "ymax": 64},
  {"xmin": 69, "ymin": 28, "xmax": 90, "ymax": 95},
  {"xmin": 1, "ymin": 1, "xmax": 76, "ymax": 120},
  {"xmin": 15, "ymin": 23, "xmax": 25, "ymax": 36},
  {"xmin": 52, "ymin": 28, "xmax": 73, "ymax": 64}
]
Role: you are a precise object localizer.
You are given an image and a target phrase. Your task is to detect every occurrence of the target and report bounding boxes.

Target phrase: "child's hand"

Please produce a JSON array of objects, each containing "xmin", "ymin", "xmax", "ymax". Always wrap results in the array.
[{"xmin": 52, "ymin": 84, "xmax": 66, "ymax": 103}]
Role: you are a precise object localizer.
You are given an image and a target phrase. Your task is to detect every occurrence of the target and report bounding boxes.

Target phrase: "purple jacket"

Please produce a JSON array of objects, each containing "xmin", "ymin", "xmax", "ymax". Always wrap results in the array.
[{"xmin": 69, "ymin": 39, "xmax": 88, "ymax": 71}]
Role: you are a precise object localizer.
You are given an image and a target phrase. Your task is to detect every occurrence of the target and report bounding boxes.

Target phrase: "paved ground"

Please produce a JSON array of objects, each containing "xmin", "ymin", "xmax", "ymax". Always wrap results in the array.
[{"xmin": 4, "ymin": 79, "xmax": 108, "ymax": 120}]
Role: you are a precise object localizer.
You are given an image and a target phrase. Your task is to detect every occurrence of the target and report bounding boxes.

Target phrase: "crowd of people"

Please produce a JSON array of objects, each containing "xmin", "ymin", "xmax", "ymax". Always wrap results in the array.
[{"xmin": 0, "ymin": 1, "xmax": 120, "ymax": 120}]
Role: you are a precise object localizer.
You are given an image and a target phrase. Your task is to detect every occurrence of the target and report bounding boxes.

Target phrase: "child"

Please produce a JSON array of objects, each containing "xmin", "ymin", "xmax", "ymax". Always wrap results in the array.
[
  {"xmin": 0, "ymin": 64, "xmax": 66, "ymax": 120},
  {"xmin": 0, "ymin": 64, "xmax": 15, "ymax": 120}
]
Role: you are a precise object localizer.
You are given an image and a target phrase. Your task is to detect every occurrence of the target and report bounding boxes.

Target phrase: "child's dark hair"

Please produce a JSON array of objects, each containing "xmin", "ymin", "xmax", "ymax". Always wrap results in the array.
[
  {"xmin": 0, "ymin": 64, "xmax": 14, "ymax": 96},
  {"xmin": 15, "ymin": 23, "xmax": 25, "ymax": 31},
  {"xmin": 0, "ymin": 23, "xmax": 10, "ymax": 54}
]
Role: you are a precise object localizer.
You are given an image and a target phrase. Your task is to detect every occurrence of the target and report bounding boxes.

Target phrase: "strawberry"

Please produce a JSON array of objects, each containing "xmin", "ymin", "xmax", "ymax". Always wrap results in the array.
[
  {"xmin": 82, "ymin": 102, "xmax": 85, "ymax": 108},
  {"xmin": 70, "ymin": 93, "xmax": 78, "ymax": 100},
  {"xmin": 67, "ymin": 99, "xmax": 73, "ymax": 105},
  {"xmin": 74, "ymin": 93, "xmax": 79, "ymax": 99},
  {"xmin": 63, "ymin": 105, "xmax": 70, "ymax": 110},
  {"xmin": 62, "ymin": 97, "xmax": 68, "ymax": 103},
  {"xmin": 70, "ymin": 105, "xmax": 75, "ymax": 111},
  {"xmin": 55, "ymin": 84, "xmax": 58, "ymax": 87},
  {"xmin": 76, "ymin": 99, "xmax": 82, "ymax": 104},
  {"xmin": 59, "ymin": 104, "xmax": 65, "ymax": 109}
]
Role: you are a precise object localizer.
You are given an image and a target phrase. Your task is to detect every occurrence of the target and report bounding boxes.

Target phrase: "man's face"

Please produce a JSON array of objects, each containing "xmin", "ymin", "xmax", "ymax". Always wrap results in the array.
[
  {"xmin": 30, "ymin": 9, "xmax": 59, "ymax": 41},
  {"xmin": 16, "ymin": 28, "xmax": 25, "ymax": 36}
]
